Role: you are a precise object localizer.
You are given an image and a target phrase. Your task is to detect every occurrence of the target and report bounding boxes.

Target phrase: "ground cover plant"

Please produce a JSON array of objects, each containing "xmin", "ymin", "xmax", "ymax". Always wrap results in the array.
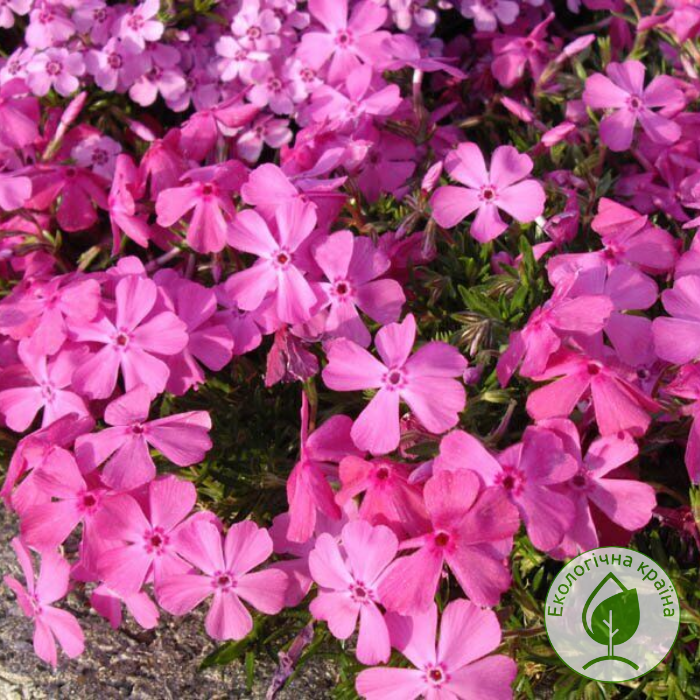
[{"xmin": 0, "ymin": 0, "xmax": 699, "ymax": 698}]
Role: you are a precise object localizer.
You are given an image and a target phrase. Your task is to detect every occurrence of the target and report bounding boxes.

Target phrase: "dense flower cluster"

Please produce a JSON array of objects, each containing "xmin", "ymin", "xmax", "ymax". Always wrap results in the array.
[{"xmin": 0, "ymin": 1, "xmax": 699, "ymax": 698}]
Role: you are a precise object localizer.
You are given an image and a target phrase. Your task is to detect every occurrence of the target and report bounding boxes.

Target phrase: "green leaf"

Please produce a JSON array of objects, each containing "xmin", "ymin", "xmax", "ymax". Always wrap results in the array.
[{"xmin": 589, "ymin": 588, "xmax": 640, "ymax": 648}]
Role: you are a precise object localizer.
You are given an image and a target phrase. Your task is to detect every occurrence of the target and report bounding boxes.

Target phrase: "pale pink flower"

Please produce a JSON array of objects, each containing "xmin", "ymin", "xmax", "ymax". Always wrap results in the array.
[
  {"xmin": 75, "ymin": 385, "xmax": 211, "ymax": 490},
  {"xmin": 90, "ymin": 584, "xmax": 159, "ymax": 631},
  {"xmin": 583, "ymin": 60, "xmax": 683, "ymax": 151},
  {"xmin": 356, "ymin": 599, "xmax": 516, "ymax": 700},
  {"xmin": 156, "ymin": 162, "xmax": 247, "ymax": 254},
  {"xmin": 378, "ymin": 470, "xmax": 519, "ymax": 612},
  {"xmin": 460, "ymin": 0, "xmax": 520, "ymax": 31},
  {"xmin": 435, "ymin": 427, "xmax": 577, "ymax": 552},
  {"xmin": 72, "ymin": 134, "xmax": 122, "ymax": 179},
  {"xmin": 286, "ymin": 392, "xmax": 360, "ymax": 543},
  {"xmin": 158, "ymin": 519, "xmax": 288, "ymax": 641},
  {"xmin": 0, "ymin": 347, "xmax": 89, "ymax": 432},
  {"xmin": 225, "ymin": 200, "xmax": 321, "ymax": 325},
  {"xmin": 4, "ymin": 538, "xmax": 84, "ymax": 667},
  {"xmin": 0, "ymin": 0, "xmax": 30, "ymax": 29},
  {"xmin": 336, "ymin": 456, "xmax": 429, "ymax": 538},
  {"xmin": 0, "ymin": 79, "xmax": 40, "ymax": 150},
  {"xmin": 541, "ymin": 419, "xmax": 656, "ymax": 558},
  {"xmin": 653, "ymin": 274, "xmax": 700, "ymax": 364},
  {"xmin": 298, "ymin": 0, "xmax": 390, "ymax": 84},
  {"xmin": 323, "ymin": 315, "xmax": 467, "ymax": 455},
  {"xmin": 310, "ymin": 520, "xmax": 397, "ymax": 664},
  {"xmin": 115, "ymin": 0, "xmax": 164, "ymax": 49},
  {"xmin": 430, "ymin": 143, "xmax": 546, "ymax": 241},
  {"xmin": 19, "ymin": 447, "xmax": 105, "ymax": 552},
  {"xmin": 94, "ymin": 476, "xmax": 199, "ymax": 594},
  {"xmin": 71, "ymin": 275, "xmax": 188, "ymax": 399},
  {"xmin": 314, "ymin": 229, "xmax": 405, "ymax": 347},
  {"xmin": 26, "ymin": 48, "xmax": 85, "ymax": 97}
]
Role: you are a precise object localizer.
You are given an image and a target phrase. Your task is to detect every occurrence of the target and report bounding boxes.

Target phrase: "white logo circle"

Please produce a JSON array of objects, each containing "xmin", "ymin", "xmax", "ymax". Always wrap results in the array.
[{"xmin": 544, "ymin": 547, "xmax": 679, "ymax": 682}]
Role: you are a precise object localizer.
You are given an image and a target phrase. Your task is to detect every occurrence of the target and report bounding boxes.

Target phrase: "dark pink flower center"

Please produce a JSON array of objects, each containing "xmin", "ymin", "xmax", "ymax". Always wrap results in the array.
[
  {"xmin": 268, "ymin": 77, "xmax": 283, "ymax": 92},
  {"xmin": 115, "ymin": 332, "xmax": 130, "ymax": 347},
  {"xmin": 92, "ymin": 148, "xmax": 109, "ymax": 166},
  {"xmin": 274, "ymin": 250, "xmax": 291, "ymax": 267},
  {"xmin": 587, "ymin": 362, "xmax": 601, "ymax": 376},
  {"xmin": 434, "ymin": 531, "xmax": 450, "ymax": 548},
  {"xmin": 82, "ymin": 493, "xmax": 97, "ymax": 509},
  {"xmin": 40, "ymin": 382, "xmax": 55, "ymax": 400},
  {"xmin": 65, "ymin": 166, "xmax": 77, "ymax": 178},
  {"xmin": 627, "ymin": 95, "xmax": 643, "ymax": 111},
  {"xmin": 384, "ymin": 368, "xmax": 405, "ymax": 389},
  {"xmin": 427, "ymin": 666, "xmax": 446, "ymax": 684},
  {"xmin": 108, "ymin": 52, "xmax": 123, "ymax": 69},
  {"xmin": 375, "ymin": 466, "xmax": 390, "ymax": 481},
  {"xmin": 499, "ymin": 467, "xmax": 524, "ymax": 495},
  {"xmin": 127, "ymin": 13, "xmax": 145, "ymax": 30},
  {"xmin": 201, "ymin": 183, "xmax": 215, "ymax": 197},
  {"xmin": 213, "ymin": 572, "xmax": 235, "ymax": 589},
  {"xmin": 132, "ymin": 423, "xmax": 145, "ymax": 435},
  {"xmin": 46, "ymin": 60, "xmax": 63, "ymax": 76},
  {"xmin": 480, "ymin": 185, "xmax": 497, "ymax": 202},
  {"xmin": 247, "ymin": 26, "xmax": 262, "ymax": 40},
  {"xmin": 336, "ymin": 30, "xmax": 353, "ymax": 46},
  {"xmin": 571, "ymin": 471, "xmax": 589, "ymax": 490}
]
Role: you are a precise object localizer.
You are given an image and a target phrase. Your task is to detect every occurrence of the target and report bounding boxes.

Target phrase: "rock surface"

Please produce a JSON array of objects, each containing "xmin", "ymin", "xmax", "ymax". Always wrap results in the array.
[{"xmin": 0, "ymin": 508, "xmax": 335, "ymax": 699}]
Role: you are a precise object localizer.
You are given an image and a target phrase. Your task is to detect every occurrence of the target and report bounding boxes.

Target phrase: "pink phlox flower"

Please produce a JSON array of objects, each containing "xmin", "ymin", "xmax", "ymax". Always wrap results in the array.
[
  {"xmin": 8, "ymin": 275, "xmax": 101, "ymax": 357},
  {"xmin": 90, "ymin": 584, "xmax": 159, "ymax": 631},
  {"xmin": 26, "ymin": 48, "xmax": 85, "ymax": 97},
  {"xmin": 4, "ymin": 538, "xmax": 84, "ymax": 667},
  {"xmin": 492, "ymin": 13, "xmax": 554, "ymax": 88},
  {"xmin": 241, "ymin": 161, "xmax": 347, "ymax": 229},
  {"xmin": 236, "ymin": 116, "xmax": 294, "ymax": 164},
  {"xmin": 336, "ymin": 456, "xmax": 429, "ymax": 538},
  {"xmin": 268, "ymin": 505, "xmax": 354, "ymax": 607},
  {"xmin": 459, "ymin": 0, "xmax": 520, "ymax": 31},
  {"xmin": 85, "ymin": 38, "xmax": 144, "ymax": 93},
  {"xmin": 225, "ymin": 199, "xmax": 322, "ymax": 325},
  {"xmin": 264, "ymin": 325, "xmax": 320, "ymax": 386},
  {"xmin": 356, "ymin": 599, "xmax": 516, "ymax": 700},
  {"xmin": 307, "ymin": 65, "xmax": 402, "ymax": 125},
  {"xmin": 72, "ymin": 0, "xmax": 114, "ymax": 44},
  {"xmin": 71, "ymin": 134, "xmax": 122, "ymax": 179},
  {"xmin": 247, "ymin": 60, "xmax": 302, "ymax": 116},
  {"xmin": 25, "ymin": 5, "xmax": 75, "ymax": 49},
  {"xmin": 156, "ymin": 161, "xmax": 248, "ymax": 254},
  {"xmin": 214, "ymin": 285, "xmax": 268, "ymax": 356},
  {"xmin": 322, "ymin": 314, "xmax": 467, "ymax": 455},
  {"xmin": 108, "ymin": 154, "xmax": 165, "ymax": 255},
  {"xmin": 70, "ymin": 274, "xmax": 189, "ymax": 399},
  {"xmin": 230, "ymin": 0, "xmax": 282, "ymax": 52},
  {"xmin": 314, "ymin": 229, "xmax": 405, "ymax": 347},
  {"xmin": 0, "ymin": 346, "xmax": 89, "ymax": 432},
  {"xmin": 436, "ymin": 427, "xmax": 577, "ymax": 552},
  {"xmin": 526, "ymin": 348, "xmax": 660, "ymax": 437},
  {"xmin": 0, "ymin": 171, "xmax": 31, "ymax": 212},
  {"xmin": 154, "ymin": 271, "xmax": 233, "ymax": 394},
  {"xmin": 158, "ymin": 519, "xmax": 288, "ymax": 641},
  {"xmin": 26, "ymin": 163, "xmax": 108, "ymax": 232},
  {"xmin": 377, "ymin": 469, "xmax": 519, "ymax": 613},
  {"xmin": 178, "ymin": 95, "xmax": 260, "ymax": 161},
  {"xmin": 94, "ymin": 475, "xmax": 199, "ymax": 594},
  {"xmin": 540, "ymin": 418, "xmax": 655, "ymax": 557},
  {"xmin": 355, "ymin": 130, "xmax": 417, "ymax": 203},
  {"xmin": 0, "ymin": 79, "xmax": 40, "ymax": 150},
  {"xmin": 115, "ymin": 0, "xmax": 164, "ymax": 50},
  {"xmin": 583, "ymin": 60, "xmax": 684, "ymax": 151},
  {"xmin": 497, "ymin": 279, "xmax": 614, "ymax": 386},
  {"xmin": 19, "ymin": 446, "xmax": 106, "ymax": 553},
  {"xmin": 0, "ymin": 0, "xmax": 30, "ymax": 29},
  {"xmin": 567, "ymin": 264, "xmax": 658, "ymax": 367},
  {"xmin": 309, "ymin": 520, "xmax": 398, "ymax": 664},
  {"xmin": 139, "ymin": 130, "xmax": 188, "ymax": 198},
  {"xmin": 75, "ymin": 384, "xmax": 211, "ymax": 490},
  {"xmin": 298, "ymin": 0, "xmax": 390, "ymax": 85},
  {"xmin": 548, "ymin": 198, "xmax": 679, "ymax": 281},
  {"xmin": 0, "ymin": 413, "xmax": 94, "ymax": 512},
  {"xmin": 665, "ymin": 364, "xmax": 700, "ymax": 483},
  {"xmin": 388, "ymin": 0, "xmax": 437, "ymax": 33},
  {"xmin": 653, "ymin": 273, "xmax": 700, "ymax": 364},
  {"xmin": 430, "ymin": 143, "xmax": 546, "ymax": 241},
  {"xmin": 286, "ymin": 391, "xmax": 360, "ymax": 543}
]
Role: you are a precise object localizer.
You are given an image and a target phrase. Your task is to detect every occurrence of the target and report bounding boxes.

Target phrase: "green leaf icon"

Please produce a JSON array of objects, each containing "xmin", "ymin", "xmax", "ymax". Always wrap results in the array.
[
  {"xmin": 581, "ymin": 571, "xmax": 641, "ymax": 671},
  {"xmin": 590, "ymin": 588, "xmax": 640, "ymax": 647}
]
